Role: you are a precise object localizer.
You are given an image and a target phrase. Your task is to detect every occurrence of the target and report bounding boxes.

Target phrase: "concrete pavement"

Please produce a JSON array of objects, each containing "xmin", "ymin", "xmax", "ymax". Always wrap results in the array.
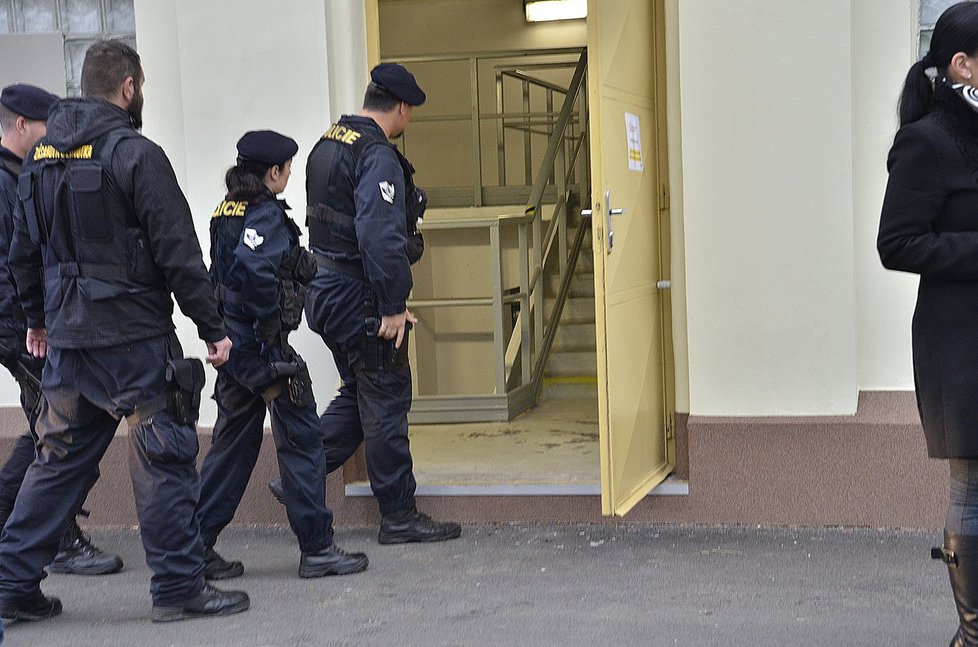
[{"xmin": 1, "ymin": 523, "xmax": 957, "ymax": 646}]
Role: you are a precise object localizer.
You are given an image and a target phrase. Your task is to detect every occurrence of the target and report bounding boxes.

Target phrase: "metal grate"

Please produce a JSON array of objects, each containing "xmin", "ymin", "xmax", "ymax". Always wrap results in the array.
[{"xmin": 0, "ymin": 0, "xmax": 135, "ymax": 96}]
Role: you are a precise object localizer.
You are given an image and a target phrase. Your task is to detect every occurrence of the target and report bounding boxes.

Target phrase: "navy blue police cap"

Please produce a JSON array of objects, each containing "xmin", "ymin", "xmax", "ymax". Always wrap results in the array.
[
  {"xmin": 0, "ymin": 84, "xmax": 58, "ymax": 121},
  {"xmin": 370, "ymin": 63, "xmax": 426, "ymax": 106},
  {"xmin": 236, "ymin": 130, "xmax": 298, "ymax": 166}
]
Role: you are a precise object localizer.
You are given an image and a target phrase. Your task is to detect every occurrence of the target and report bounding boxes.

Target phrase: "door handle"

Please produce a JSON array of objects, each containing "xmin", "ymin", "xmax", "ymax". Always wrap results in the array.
[{"xmin": 605, "ymin": 189, "xmax": 625, "ymax": 253}]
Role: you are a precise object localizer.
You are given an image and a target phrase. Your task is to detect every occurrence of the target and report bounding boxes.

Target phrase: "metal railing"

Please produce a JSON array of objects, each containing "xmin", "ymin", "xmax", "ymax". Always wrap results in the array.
[{"xmin": 384, "ymin": 48, "xmax": 591, "ymax": 423}]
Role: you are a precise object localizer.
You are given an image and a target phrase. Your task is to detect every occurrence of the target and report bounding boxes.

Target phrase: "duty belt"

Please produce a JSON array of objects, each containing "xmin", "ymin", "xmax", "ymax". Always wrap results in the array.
[
  {"xmin": 44, "ymin": 261, "xmax": 130, "ymax": 282},
  {"xmin": 313, "ymin": 251, "xmax": 365, "ymax": 282}
]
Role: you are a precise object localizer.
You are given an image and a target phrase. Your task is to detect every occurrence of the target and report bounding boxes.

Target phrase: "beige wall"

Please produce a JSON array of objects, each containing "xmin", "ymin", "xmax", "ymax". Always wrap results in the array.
[
  {"xmin": 679, "ymin": 1, "xmax": 860, "ymax": 415},
  {"xmin": 853, "ymin": 0, "xmax": 918, "ymax": 391}
]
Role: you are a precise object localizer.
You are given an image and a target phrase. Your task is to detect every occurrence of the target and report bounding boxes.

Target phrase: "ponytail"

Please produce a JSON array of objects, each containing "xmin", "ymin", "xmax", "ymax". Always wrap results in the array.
[
  {"xmin": 225, "ymin": 158, "xmax": 274, "ymax": 204},
  {"xmin": 898, "ymin": 58, "xmax": 935, "ymax": 126}
]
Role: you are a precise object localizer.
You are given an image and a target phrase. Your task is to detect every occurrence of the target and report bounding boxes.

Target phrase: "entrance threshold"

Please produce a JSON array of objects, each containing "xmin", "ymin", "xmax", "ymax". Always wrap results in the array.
[{"xmin": 344, "ymin": 475, "xmax": 689, "ymax": 497}]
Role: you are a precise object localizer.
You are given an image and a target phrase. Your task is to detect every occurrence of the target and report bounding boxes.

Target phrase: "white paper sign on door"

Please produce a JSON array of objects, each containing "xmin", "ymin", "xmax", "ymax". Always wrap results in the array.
[{"xmin": 625, "ymin": 112, "xmax": 643, "ymax": 172}]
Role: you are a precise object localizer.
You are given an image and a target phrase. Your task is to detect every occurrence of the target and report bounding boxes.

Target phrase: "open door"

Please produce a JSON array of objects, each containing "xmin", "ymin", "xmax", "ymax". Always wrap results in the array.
[{"xmin": 588, "ymin": 0, "xmax": 674, "ymax": 515}]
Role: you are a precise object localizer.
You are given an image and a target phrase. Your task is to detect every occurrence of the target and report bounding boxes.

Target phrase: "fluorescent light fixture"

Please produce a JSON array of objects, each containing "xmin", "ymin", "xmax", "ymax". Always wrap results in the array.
[{"xmin": 524, "ymin": 0, "xmax": 587, "ymax": 22}]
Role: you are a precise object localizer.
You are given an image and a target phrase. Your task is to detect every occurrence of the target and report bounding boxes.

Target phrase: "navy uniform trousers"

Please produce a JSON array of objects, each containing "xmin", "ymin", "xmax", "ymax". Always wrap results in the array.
[
  {"xmin": 0, "ymin": 333, "xmax": 95, "ymax": 525},
  {"xmin": 0, "ymin": 333, "xmax": 205, "ymax": 605},
  {"xmin": 305, "ymin": 268, "xmax": 417, "ymax": 516},
  {"xmin": 0, "ymin": 334, "xmax": 42, "ymax": 505},
  {"xmin": 196, "ymin": 320, "xmax": 332, "ymax": 554}
]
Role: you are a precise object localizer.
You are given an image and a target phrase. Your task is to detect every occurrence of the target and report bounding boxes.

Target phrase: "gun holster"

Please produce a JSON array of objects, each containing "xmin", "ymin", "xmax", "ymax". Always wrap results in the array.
[
  {"xmin": 361, "ymin": 318, "xmax": 411, "ymax": 373},
  {"xmin": 126, "ymin": 357, "xmax": 205, "ymax": 428},
  {"xmin": 262, "ymin": 355, "xmax": 314, "ymax": 407},
  {"xmin": 165, "ymin": 358, "xmax": 205, "ymax": 425}
]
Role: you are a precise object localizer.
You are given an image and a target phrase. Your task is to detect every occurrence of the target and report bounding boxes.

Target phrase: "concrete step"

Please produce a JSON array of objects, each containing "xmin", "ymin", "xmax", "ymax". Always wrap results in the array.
[
  {"xmin": 545, "ymin": 271, "xmax": 594, "ymax": 299},
  {"xmin": 552, "ymin": 322, "xmax": 596, "ymax": 351},
  {"xmin": 544, "ymin": 349, "xmax": 597, "ymax": 377},
  {"xmin": 540, "ymin": 377, "xmax": 599, "ymax": 400},
  {"xmin": 547, "ymin": 295, "xmax": 595, "ymax": 324}
]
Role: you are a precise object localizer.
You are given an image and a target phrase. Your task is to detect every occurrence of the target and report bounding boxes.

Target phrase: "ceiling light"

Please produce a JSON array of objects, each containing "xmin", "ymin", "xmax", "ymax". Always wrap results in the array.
[{"xmin": 524, "ymin": 0, "xmax": 587, "ymax": 22}]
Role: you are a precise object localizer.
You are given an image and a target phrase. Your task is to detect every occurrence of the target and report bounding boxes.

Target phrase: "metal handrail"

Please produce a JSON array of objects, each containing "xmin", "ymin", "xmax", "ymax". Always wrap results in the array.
[{"xmin": 383, "ymin": 47, "xmax": 591, "ymax": 421}]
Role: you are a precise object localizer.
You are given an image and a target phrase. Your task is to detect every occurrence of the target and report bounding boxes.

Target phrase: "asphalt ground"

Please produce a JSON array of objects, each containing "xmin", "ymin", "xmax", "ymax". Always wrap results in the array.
[{"xmin": 0, "ymin": 523, "xmax": 957, "ymax": 646}]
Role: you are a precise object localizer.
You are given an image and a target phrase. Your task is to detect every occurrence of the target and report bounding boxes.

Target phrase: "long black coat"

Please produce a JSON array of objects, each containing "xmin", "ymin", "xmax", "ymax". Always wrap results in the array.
[{"xmin": 879, "ymin": 81, "xmax": 978, "ymax": 458}]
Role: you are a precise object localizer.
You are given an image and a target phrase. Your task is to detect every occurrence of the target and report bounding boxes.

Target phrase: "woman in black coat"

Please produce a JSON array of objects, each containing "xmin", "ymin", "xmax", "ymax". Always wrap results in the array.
[{"xmin": 878, "ymin": 4, "xmax": 978, "ymax": 645}]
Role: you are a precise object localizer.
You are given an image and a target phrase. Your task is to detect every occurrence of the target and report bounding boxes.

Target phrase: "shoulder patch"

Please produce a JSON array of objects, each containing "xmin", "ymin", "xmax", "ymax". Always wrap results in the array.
[
  {"xmin": 379, "ymin": 181, "xmax": 395, "ymax": 204},
  {"xmin": 243, "ymin": 228, "xmax": 264, "ymax": 250}
]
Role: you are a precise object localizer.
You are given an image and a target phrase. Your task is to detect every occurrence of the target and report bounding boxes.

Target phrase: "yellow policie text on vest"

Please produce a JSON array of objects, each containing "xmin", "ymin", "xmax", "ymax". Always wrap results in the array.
[
  {"xmin": 212, "ymin": 200, "xmax": 249, "ymax": 218},
  {"xmin": 323, "ymin": 124, "xmax": 361, "ymax": 146},
  {"xmin": 33, "ymin": 144, "xmax": 93, "ymax": 161}
]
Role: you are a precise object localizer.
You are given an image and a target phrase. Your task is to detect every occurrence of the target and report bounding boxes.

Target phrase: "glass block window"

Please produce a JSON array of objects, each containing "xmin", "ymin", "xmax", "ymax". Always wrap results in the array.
[
  {"xmin": 0, "ymin": 0, "xmax": 136, "ymax": 96},
  {"xmin": 920, "ymin": 0, "xmax": 977, "ymax": 58}
]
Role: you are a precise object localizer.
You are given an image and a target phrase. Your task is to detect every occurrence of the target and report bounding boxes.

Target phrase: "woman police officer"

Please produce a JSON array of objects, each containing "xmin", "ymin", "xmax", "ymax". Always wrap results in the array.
[{"xmin": 195, "ymin": 130, "xmax": 368, "ymax": 579}]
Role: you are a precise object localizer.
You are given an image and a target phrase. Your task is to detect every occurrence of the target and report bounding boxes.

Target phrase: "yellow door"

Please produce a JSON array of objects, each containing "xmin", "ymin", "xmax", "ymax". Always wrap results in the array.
[{"xmin": 588, "ymin": 0, "xmax": 674, "ymax": 515}]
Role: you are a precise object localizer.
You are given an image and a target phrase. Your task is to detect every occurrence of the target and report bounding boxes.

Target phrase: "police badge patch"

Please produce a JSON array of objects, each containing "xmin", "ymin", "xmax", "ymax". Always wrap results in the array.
[
  {"xmin": 243, "ymin": 228, "xmax": 264, "ymax": 250},
  {"xmin": 379, "ymin": 181, "xmax": 395, "ymax": 204}
]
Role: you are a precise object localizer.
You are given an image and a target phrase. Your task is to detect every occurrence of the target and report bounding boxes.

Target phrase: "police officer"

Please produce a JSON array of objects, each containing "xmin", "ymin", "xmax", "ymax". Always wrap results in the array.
[
  {"xmin": 294, "ymin": 63, "xmax": 461, "ymax": 544},
  {"xmin": 0, "ymin": 84, "xmax": 124, "ymax": 577},
  {"xmin": 0, "ymin": 41, "xmax": 248, "ymax": 624},
  {"xmin": 196, "ymin": 130, "xmax": 368, "ymax": 580}
]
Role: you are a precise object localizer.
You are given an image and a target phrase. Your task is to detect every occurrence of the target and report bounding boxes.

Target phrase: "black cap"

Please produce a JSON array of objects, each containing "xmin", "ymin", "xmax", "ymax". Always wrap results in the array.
[
  {"xmin": 0, "ymin": 84, "xmax": 58, "ymax": 121},
  {"xmin": 236, "ymin": 130, "xmax": 298, "ymax": 166},
  {"xmin": 370, "ymin": 63, "xmax": 426, "ymax": 106}
]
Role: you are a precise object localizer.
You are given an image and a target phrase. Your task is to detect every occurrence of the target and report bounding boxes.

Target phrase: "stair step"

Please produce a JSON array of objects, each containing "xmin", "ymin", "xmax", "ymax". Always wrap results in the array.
[
  {"xmin": 547, "ymin": 295, "xmax": 594, "ymax": 323},
  {"xmin": 545, "ymin": 272, "xmax": 594, "ymax": 299},
  {"xmin": 545, "ymin": 351, "xmax": 597, "ymax": 377},
  {"xmin": 552, "ymin": 322, "xmax": 596, "ymax": 349}
]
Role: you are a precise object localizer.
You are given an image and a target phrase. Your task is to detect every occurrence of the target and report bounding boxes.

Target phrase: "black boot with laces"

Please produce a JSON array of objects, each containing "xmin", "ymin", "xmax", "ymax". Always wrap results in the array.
[
  {"xmin": 378, "ymin": 508, "xmax": 462, "ymax": 544},
  {"xmin": 48, "ymin": 518, "xmax": 123, "ymax": 575}
]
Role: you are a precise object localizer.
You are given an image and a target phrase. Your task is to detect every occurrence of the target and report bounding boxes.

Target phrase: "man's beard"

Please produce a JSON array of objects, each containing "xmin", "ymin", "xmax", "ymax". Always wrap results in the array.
[{"xmin": 128, "ymin": 90, "xmax": 143, "ymax": 130}]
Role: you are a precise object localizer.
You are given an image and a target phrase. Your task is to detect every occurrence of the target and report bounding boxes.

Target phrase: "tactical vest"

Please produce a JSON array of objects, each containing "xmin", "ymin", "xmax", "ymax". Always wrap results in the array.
[
  {"xmin": 17, "ymin": 129, "xmax": 166, "ymax": 296},
  {"xmin": 306, "ymin": 120, "xmax": 425, "ymax": 268},
  {"xmin": 210, "ymin": 198, "xmax": 316, "ymax": 331}
]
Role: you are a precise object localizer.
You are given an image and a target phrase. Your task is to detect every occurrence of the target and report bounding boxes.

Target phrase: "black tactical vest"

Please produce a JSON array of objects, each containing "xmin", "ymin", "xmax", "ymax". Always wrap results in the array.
[
  {"xmin": 18, "ymin": 129, "xmax": 166, "ymax": 297},
  {"xmin": 210, "ymin": 198, "xmax": 316, "ymax": 331},
  {"xmin": 306, "ymin": 119, "xmax": 425, "ymax": 265}
]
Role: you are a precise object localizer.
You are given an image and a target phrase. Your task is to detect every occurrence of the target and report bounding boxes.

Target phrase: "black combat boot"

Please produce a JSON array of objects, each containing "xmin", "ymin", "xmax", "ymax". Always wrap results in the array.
[
  {"xmin": 204, "ymin": 546, "xmax": 244, "ymax": 580},
  {"xmin": 48, "ymin": 518, "xmax": 123, "ymax": 575},
  {"xmin": 378, "ymin": 508, "xmax": 462, "ymax": 544},
  {"xmin": 151, "ymin": 583, "xmax": 250, "ymax": 623},
  {"xmin": 0, "ymin": 589, "xmax": 62, "ymax": 622},
  {"xmin": 934, "ymin": 531, "xmax": 978, "ymax": 646},
  {"xmin": 298, "ymin": 544, "xmax": 369, "ymax": 578},
  {"xmin": 268, "ymin": 477, "xmax": 285, "ymax": 505}
]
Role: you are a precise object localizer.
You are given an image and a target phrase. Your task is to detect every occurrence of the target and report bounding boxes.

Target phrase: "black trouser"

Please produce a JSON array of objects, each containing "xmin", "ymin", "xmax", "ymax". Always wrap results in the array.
[
  {"xmin": 0, "ymin": 334, "xmax": 206, "ymax": 605},
  {"xmin": 0, "ymin": 332, "xmax": 97, "ymax": 526},
  {"xmin": 196, "ymin": 322, "xmax": 333, "ymax": 553},
  {"xmin": 305, "ymin": 269, "xmax": 417, "ymax": 516}
]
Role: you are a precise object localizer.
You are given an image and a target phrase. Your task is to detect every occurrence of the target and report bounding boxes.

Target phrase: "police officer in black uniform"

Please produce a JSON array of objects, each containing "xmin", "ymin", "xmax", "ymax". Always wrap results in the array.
[
  {"xmin": 196, "ymin": 130, "xmax": 368, "ymax": 580},
  {"xmin": 297, "ymin": 63, "xmax": 461, "ymax": 544},
  {"xmin": 0, "ymin": 84, "xmax": 124, "ymax": 578},
  {"xmin": 0, "ymin": 41, "xmax": 248, "ymax": 624}
]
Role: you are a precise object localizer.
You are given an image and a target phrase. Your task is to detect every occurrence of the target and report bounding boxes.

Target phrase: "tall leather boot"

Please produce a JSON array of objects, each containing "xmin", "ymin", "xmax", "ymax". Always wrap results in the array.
[{"xmin": 934, "ymin": 531, "xmax": 978, "ymax": 646}]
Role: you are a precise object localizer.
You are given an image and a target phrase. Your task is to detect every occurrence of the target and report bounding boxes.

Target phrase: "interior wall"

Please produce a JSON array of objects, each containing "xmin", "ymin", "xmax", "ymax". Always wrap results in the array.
[
  {"xmin": 135, "ymin": 0, "xmax": 345, "ymax": 425},
  {"xmin": 679, "ymin": 1, "xmax": 859, "ymax": 415}
]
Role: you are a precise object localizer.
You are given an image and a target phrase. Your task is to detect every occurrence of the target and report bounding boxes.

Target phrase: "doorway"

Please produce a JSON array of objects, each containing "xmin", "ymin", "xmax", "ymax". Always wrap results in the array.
[{"xmin": 350, "ymin": 0, "xmax": 676, "ymax": 509}]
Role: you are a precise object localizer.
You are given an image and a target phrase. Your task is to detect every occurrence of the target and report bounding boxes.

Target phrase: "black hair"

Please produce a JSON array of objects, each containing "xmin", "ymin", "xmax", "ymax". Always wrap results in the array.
[
  {"xmin": 899, "ymin": 2, "xmax": 978, "ymax": 125},
  {"xmin": 362, "ymin": 82, "xmax": 401, "ymax": 112},
  {"xmin": 225, "ymin": 158, "xmax": 275, "ymax": 203},
  {"xmin": 81, "ymin": 40, "xmax": 143, "ymax": 99}
]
